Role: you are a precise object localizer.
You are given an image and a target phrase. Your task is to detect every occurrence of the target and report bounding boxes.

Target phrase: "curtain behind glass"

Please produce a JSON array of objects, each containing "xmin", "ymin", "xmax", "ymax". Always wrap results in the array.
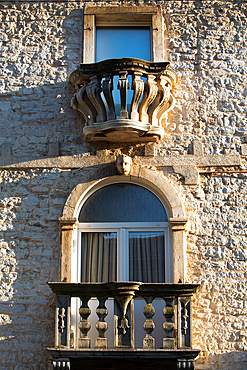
[
  {"xmin": 81, "ymin": 232, "xmax": 117, "ymax": 282},
  {"xmin": 129, "ymin": 232, "xmax": 165, "ymax": 283}
]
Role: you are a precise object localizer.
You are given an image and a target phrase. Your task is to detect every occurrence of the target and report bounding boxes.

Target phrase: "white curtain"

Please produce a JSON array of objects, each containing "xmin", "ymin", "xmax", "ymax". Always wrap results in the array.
[
  {"xmin": 129, "ymin": 232, "xmax": 165, "ymax": 283},
  {"xmin": 81, "ymin": 232, "xmax": 117, "ymax": 282}
]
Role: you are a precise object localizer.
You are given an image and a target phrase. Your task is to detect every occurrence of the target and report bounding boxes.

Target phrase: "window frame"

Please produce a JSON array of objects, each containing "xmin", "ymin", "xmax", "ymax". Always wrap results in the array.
[
  {"xmin": 83, "ymin": 6, "xmax": 166, "ymax": 63},
  {"xmin": 71, "ymin": 222, "xmax": 171, "ymax": 349},
  {"xmin": 73, "ymin": 222, "xmax": 171, "ymax": 284},
  {"xmin": 63, "ymin": 169, "xmax": 188, "ymax": 349}
]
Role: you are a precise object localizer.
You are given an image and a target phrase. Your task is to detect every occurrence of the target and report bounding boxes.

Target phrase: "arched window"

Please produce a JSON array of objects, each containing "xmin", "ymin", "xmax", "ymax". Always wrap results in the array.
[
  {"xmin": 73, "ymin": 181, "xmax": 172, "ymax": 285},
  {"xmin": 70, "ymin": 180, "xmax": 172, "ymax": 348}
]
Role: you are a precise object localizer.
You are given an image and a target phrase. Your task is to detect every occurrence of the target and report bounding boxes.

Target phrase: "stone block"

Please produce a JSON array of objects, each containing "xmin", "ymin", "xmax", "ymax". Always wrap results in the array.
[
  {"xmin": 193, "ymin": 139, "xmax": 203, "ymax": 156},
  {"xmin": 145, "ymin": 143, "xmax": 157, "ymax": 156},
  {"xmin": 163, "ymin": 338, "xmax": 175, "ymax": 349},
  {"xmin": 78, "ymin": 338, "xmax": 90, "ymax": 348},
  {"xmin": 95, "ymin": 337, "xmax": 107, "ymax": 349},
  {"xmin": 143, "ymin": 336, "xmax": 155, "ymax": 349},
  {"xmin": 241, "ymin": 144, "xmax": 247, "ymax": 156}
]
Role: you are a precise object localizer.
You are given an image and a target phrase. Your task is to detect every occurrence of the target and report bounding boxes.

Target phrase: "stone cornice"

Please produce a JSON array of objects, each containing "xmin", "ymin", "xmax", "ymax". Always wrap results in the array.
[
  {"xmin": 0, "ymin": 153, "xmax": 241, "ymax": 185},
  {"xmin": 135, "ymin": 154, "xmax": 240, "ymax": 167},
  {"xmin": 0, "ymin": 154, "xmax": 240, "ymax": 169}
]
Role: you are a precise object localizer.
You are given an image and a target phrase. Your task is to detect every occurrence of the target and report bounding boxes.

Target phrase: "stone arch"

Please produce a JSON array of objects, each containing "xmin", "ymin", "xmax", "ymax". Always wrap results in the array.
[
  {"xmin": 59, "ymin": 164, "xmax": 187, "ymax": 284},
  {"xmin": 61, "ymin": 164, "xmax": 185, "ymax": 220}
]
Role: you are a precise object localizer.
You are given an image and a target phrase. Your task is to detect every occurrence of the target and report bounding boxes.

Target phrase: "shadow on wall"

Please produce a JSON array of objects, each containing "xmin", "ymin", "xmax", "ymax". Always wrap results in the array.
[
  {"xmin": 0, "ymin": 6, "xmax": 91, "ymax": 159},
  {"xmin": 195, "ymin": 351, "xmax": 247, "ymax": 370}
]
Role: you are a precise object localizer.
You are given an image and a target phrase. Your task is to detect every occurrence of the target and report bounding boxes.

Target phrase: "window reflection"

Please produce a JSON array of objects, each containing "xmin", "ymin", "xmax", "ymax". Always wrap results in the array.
[{"xmin": 96, "ymin": 27, "xmax": 151, "ymax": 62}]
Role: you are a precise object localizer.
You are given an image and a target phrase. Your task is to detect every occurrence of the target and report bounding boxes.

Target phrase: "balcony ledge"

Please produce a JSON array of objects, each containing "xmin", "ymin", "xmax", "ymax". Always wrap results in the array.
[{"xmin": 48, "ymin": 348, "xmax": 200, "ymax": 358}]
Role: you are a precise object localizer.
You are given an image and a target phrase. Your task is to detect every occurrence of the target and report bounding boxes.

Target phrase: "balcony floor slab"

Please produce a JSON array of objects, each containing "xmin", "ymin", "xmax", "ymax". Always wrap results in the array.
[{"xmin": 49, "ymin": 348, "xmax": 200, "ymax": 370}]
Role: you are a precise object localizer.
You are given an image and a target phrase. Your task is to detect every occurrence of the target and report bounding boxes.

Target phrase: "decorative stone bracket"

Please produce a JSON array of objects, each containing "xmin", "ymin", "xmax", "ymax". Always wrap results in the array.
[{"xmin": 70, "ymin": 58, "xmax": 177, "ymax": 142}]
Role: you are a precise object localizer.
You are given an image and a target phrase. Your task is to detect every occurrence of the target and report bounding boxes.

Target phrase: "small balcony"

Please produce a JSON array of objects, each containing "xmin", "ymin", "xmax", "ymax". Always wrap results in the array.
[
  {"xmin": 70, "ymin": 58, "xmax": 177, "ymax": 142},
  {"xmin": 48, "ymin": 282, "xmax": 200, "ymax": 370}
]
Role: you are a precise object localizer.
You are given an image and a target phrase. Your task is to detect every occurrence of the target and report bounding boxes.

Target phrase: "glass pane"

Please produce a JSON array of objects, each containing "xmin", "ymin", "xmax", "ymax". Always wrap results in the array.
[
  {"xmin": 79, "ymin": 184, "xmax": 168, "ymax": 222},
  {"xmin": 96, "ymin": 27, "xmax": 151, "ymax": 62},
  {"xmin": 129, "ymin": 231, "xmax": 165, "ymax": 283},
  {"xmin": 81, "ymin": 232, "xmax": 117, "ymax": 282}
]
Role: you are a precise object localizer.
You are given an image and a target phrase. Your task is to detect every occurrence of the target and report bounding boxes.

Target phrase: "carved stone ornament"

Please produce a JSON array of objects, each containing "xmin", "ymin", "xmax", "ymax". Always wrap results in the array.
[
  {"xmin": 70, "ymin": 58, "xmax": 177, "ymax": 142},
  {"xmin": 115, "ymin": 154, "xmax": 132, "ymax": 175}
]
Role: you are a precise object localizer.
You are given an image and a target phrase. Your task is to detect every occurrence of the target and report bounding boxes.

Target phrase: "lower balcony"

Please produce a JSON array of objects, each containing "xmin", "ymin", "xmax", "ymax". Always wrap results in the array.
[{"xmin": 48, "ymin": 282, "xmax": 200, "ymax": 370}]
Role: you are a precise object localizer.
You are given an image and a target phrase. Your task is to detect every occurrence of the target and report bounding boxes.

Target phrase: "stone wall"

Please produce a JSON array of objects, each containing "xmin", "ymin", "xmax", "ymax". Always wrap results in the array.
[{"xmin": 0, "ymin": 0, "xmax": 247, "ymax": 369}]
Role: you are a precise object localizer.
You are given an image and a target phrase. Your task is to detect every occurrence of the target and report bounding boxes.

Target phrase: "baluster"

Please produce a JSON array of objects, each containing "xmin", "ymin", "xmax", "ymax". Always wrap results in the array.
[
  {"xmin": 178, "ymin": 297, "xmax": 192, "ymax": 348},
  {"xmin": 149, "ymin": 75, "xmax": 172, "ymax": 126},
  {"xmin": 139, "ymin": 74, "xmax": 158, "ymax": 124},
  {"xmin": 118, "ymin": 71, "xmax": 129, "ymax": 119},
  {"xmin": 157, "ymin": 93, "xmax": 175, "ymax": 128},
  {"xmin": 95, "ymin": 296, "xmax": 108, "ymax": 349},
  {"xmin": 130, "ymin": 72, "xmax": 144, "ymax": 121},
  {"xmin": 143, "ymin": 297, "xmax": 155, "ymax": 349},
  {"xmin": 86, "ymin": 75, "xmax": 107, "ymax": 123},
  {"xmin": 102, "ymin": 74, "xmax": 116, "ymax": 121},
  {"xmin": 76, "ymin": 83, "xmax": 95, "ymax": 126},
  {"xmin": 55, "ymin": 296, "xmax": 70, "ymax": 348},
  {"xmin": 163, "ymin": 297, "xmax": 175, "ymax": 349},
  {"xmin": 78, "ymin": 297, "xmax": 91, "ymax": 348}
]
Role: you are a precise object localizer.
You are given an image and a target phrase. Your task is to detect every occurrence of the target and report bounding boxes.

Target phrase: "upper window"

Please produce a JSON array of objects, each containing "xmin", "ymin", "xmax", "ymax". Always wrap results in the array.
[
  {"xmin": 96, "ymin": 26, "xmax": 151, "ymax": 62},
  {"xmin": 83, "ymin": 6, "xmax": 165, "ymax": 63}
]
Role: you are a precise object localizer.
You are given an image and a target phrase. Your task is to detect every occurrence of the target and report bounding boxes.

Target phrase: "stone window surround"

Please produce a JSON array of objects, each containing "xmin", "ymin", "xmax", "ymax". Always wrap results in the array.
[
  {"xmin": 83, "ymin": 5, "xmax": 166, "ymax": 63},
  {"xmin": 59, "ymin": 165, "xmax": 188, "ymax": 285}
]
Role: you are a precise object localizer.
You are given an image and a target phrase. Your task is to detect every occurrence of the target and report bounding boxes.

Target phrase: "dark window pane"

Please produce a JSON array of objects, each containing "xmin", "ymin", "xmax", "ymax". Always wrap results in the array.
[{"xmin": 79, "ymin": 184, "xmax": 168, "ymax": 222}]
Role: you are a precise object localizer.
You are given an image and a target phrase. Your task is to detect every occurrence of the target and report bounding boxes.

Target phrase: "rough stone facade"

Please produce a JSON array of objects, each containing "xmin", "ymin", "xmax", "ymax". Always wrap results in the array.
[{"xmin": 0, "ymin": 0, "xmax": 247, "ymax": 369}]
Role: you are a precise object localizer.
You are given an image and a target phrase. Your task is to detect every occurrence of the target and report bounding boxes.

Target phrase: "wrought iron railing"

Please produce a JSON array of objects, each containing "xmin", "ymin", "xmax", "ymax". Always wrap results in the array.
[{"xmin": 70, "ymin": 58, "xmax": 177, "ymax": 142}]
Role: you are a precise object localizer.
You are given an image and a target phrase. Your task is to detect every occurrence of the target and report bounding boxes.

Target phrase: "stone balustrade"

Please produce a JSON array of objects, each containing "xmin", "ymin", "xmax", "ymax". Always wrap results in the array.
[
  {"xmin": 70, "ymin": 58, "xmax": 177, "ymax": 142},
  {"xmin": 48, "ymin": 282, "xmax": 199, "ymax": 351}
]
